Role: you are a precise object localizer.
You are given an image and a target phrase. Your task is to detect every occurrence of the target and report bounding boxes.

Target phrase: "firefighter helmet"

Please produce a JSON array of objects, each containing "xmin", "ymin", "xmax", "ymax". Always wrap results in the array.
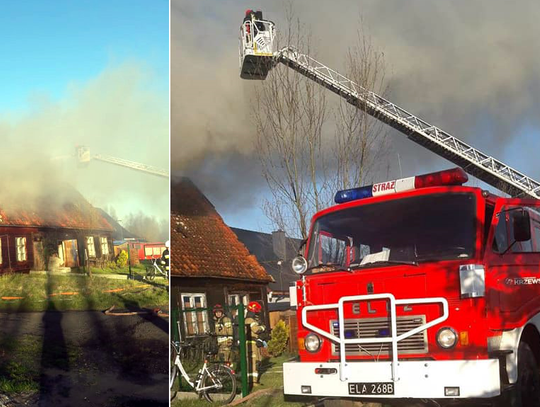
[
  {"xmin": 213, "ymin": 304, "xmax": 224, "ymax": 313},
  {"xmin": 247, "ymin": 301, "xmax": 262, "ymax": 313}
]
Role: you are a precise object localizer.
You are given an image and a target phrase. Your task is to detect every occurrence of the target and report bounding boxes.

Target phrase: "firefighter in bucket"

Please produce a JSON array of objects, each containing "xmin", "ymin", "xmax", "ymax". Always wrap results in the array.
[
  {"xmin": 245, "ymin": 301, "xmax": 267, "ymax": 384},
  {"xmin": 213, "ymin": 304, "xmax": 233, "ymax": 363}
]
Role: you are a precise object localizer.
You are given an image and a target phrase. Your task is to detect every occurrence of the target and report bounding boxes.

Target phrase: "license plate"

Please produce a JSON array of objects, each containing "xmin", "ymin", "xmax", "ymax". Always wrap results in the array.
[{"xmin": 348, "ymin": 382, "xmax": 394, "ymax": 395}]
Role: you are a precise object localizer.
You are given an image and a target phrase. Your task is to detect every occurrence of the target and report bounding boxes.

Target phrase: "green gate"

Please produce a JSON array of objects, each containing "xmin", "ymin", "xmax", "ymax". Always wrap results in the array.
[{"xmin": 171, "ymin": 303, "xmax": 249, "ymax": 398}]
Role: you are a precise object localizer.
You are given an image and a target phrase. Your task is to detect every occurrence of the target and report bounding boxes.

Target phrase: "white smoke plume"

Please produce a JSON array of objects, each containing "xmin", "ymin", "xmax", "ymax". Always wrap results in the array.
[{"xmin": 0, "ymin": 62, "xmax": 169, "ymax": 227}]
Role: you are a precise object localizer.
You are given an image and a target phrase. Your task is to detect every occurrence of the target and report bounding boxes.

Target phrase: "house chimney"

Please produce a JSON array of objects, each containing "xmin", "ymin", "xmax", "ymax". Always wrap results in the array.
[{"xmin": 272, "ymin": 230, "xmax": 286, "ymax": 260}]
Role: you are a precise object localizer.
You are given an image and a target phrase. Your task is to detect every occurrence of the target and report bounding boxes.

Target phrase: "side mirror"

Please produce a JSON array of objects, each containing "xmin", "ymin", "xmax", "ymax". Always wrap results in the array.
[
  {"xmin": 297, "ymin": 238, "xmax": 307, "ymax": 256},
  {"xmin": 513, "ymin": 210, "xmax": 531, "ymax": 242}
]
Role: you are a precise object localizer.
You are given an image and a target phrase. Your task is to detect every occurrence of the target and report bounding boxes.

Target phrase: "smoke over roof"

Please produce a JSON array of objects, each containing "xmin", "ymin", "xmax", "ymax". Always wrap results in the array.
[
  {"xmin": 0, "ymin": 62, "xmax": 169, "ymax": 227},
  {"xmin": 172, "ymin": 0, "xmax": 540, "ymax": 227}
]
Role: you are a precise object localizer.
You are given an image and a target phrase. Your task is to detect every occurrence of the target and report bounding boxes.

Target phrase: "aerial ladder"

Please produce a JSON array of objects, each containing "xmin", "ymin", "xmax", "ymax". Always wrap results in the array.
[
  {"xmin": 239, "ymin": 10, "xmax": 540, "ymax": 199},
  {"xmin": 75, "ymin": 146, "xmax": 168, "ymax": 178}
]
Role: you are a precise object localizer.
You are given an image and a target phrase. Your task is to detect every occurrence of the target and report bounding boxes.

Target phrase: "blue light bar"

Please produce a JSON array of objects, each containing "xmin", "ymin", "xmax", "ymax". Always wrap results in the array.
[
  {"xmin": 334, "ymin": 185, "xmax": 373, "ymax": 203},
  {"xmin": 333, "ymin": 168, "xmax": 467, "ymax": 204}
]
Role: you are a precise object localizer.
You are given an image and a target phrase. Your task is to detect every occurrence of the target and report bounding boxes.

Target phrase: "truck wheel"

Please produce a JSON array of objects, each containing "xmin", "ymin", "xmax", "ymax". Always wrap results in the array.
[{"xmin": 502, "ymin": 341, "xmax": 540, "ymax": 407}]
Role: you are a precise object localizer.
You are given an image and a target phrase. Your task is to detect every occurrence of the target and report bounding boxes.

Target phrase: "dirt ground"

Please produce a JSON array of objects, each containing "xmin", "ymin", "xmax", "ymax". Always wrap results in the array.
[{"xmin": 0, "ymin": 309, "xmax": 168, "ymax": 407}]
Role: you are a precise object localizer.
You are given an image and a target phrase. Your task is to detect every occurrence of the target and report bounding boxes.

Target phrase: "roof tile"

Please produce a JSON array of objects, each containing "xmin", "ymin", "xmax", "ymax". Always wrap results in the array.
[{"xmin": 171, "ymin": 178, "xmax": 272, "ymax": 283}]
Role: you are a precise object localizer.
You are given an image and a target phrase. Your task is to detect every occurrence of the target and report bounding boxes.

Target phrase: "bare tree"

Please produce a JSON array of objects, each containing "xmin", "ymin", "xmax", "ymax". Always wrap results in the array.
[
  {"xmin": 124, "ymin": 212, "xmax": 168, "ymax": 242},
  {"xmin": 333, "ymin": 24, "xmax": 390, "ymax": 191},
  {"xmin": 254, "ymin": 10, "xmax": 390, "ymax": 239}
]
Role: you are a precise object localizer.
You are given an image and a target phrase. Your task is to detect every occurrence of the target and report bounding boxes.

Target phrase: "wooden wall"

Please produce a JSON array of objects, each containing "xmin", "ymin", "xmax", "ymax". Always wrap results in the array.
[
  {"xmin": 171, "ymin": 277, "xmax": 270, "ymax": 339},
  {"xmin": 0, "ymin": 227, "xmax": 113, "ymax": 273}
]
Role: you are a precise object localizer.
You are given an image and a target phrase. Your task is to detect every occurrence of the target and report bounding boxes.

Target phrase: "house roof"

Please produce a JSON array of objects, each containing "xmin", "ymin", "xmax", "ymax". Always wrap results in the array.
[
  {"xmin": 231, "ymin": 227, "xmax": 302, "ymax": 293},
  {"xmin": 0, "ymin": 185, "xmax": 113, "ymax": 232},
  {"xmin": 97, "ymin": 208, "xmax": 140, "ymax": 240},
  {"xmin": 171, "ymin": 178, "xmax": 272, "ymax": 283}
]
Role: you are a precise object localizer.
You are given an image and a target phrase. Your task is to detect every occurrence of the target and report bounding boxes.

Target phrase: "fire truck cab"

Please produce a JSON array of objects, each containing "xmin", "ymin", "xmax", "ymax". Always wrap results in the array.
[{"xmin": 284, "ymin": 168, "xmax": 540, "ymax": 406}]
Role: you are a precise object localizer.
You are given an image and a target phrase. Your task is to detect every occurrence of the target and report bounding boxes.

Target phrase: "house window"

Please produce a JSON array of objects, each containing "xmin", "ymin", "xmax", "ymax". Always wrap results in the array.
[
  {"xmin": 16, "ymin": 237, "xmax": 27, "ymax": 262},
  {"xmin": 100, "ymin": 237, "xmax": 109, "ymax": 256},
  {"xmin": 86, "ymin": 236, "xmax": 96, "ymax": 257},
  {"xmin": 181, "ymin": 293, "xmax": 209, "ymax": 336},
  {"xmin": 228, "ymin": 293, "xmax": 250, "ymax": 307},
  {"xmin": 144, "ymin": 247, "xmax": 153, "ymax": 257}
]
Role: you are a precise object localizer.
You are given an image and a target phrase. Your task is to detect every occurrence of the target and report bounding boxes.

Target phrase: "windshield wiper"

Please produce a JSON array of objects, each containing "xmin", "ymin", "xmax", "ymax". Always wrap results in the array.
[{"xmin": 348, "ymin": 260, "xmax": 418, "ymax": 269}]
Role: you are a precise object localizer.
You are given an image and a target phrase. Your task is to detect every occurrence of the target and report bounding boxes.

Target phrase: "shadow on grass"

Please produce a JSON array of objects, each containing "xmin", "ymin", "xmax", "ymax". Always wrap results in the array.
[
  {"xmin": 39, "ymin": 272, "xmax": 71, "ymax": 404},
  {"xmin": 0, "ymin": 278, "xmax": 40, "ymax": 395}
]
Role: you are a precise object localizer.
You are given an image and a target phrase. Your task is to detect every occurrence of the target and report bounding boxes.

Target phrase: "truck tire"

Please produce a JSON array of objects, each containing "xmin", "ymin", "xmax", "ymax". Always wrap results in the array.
[{"xmin": 500, "ymin": 341, "xmax": 540, "ymax": 407}]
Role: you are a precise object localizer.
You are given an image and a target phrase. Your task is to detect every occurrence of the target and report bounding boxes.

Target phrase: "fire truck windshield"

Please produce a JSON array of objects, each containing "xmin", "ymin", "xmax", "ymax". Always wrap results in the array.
[{"xmin": 306, "ymin": 193, "xmax": 476, "ymax": 271}]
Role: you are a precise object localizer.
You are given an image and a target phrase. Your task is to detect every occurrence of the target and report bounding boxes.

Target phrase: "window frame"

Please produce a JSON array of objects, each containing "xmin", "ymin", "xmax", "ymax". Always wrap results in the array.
[
  {"xmin": 491, "ymin": 205, "xmax": 540, "ymax": 255},
  {"xmin": 100, "ymin": 237, "xmax": 109, "ymax": 256},
  {"xmin": 181, "ymin": 292, "xmax": 209, "ymax": 337},
  {"xmin": 86, "ymin": 236, "xmax": 96, "ymax": 258},
  {"xmin": 15, "ymin": 237, "xmax": 27, "ymax": 262}
]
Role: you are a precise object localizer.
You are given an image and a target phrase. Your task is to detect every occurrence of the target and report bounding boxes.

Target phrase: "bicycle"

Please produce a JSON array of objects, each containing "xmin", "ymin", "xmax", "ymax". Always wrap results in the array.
[
  {"xmin": 145, "ymin": 258, "xmax": 168, "ymax": 280},
  {"xmin": 170, "ymin": 338, "xmax": 237, "ymax": 404}
]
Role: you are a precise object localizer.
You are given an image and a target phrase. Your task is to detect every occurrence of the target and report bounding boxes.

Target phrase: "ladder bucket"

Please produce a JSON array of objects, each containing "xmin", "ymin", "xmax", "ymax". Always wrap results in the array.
[{"xmin": 239, "ymin": 12, "xmax": 276, "ymax": 80}]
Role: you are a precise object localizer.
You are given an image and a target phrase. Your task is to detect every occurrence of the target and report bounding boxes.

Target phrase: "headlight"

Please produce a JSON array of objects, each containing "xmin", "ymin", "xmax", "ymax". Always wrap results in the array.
[
  {"xmin": 292, "ymin": 256, "xmax": 308, "ymax": 275},
  {"xmin": 437, "ymin": 327, "xmax": 457, "ymax": 349},
  {"xmin": 304, "ymin": 333, "xmax": 321, "ymax": 353}
]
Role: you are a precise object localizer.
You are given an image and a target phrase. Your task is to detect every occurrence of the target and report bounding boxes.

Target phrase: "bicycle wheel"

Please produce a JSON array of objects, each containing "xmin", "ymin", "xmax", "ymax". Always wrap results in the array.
[
  {"xmin": 170, "ymin": 345, "xmax": 179, "ymax": 401},
  {"xmin": 202, "ymin": 364, "xmax": 237, "ymax": 405},
  {"xmin": 146, "ymin": 265, "xmax": 156, "ymax": 281}
]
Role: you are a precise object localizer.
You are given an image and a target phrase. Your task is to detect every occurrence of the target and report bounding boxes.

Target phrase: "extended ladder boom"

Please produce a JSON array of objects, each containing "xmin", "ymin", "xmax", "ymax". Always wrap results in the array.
[
  {"xmin": 93, "ymin": 154, "xmax": 169, "ymax": 178},
  {"xmin": 276, "ymin": 48, "xmax": 540, "ymax": 199},
  {"xmin": 76, "ymin": 146, "xmax": 168, "ymax": 178},
  {"xmin": 238, "ymin": 12, "xmax": 540, "ymax": 199}
]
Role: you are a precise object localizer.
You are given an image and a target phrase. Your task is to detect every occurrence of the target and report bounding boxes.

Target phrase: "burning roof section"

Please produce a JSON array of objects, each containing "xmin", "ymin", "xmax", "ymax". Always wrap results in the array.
[
  {"xmin": 171, "ymin": 177, "xmax": 272, "ymax": 283},
  {"xmin": 0, "ymin": 184, "xmax": 113, "ymax": 231}
]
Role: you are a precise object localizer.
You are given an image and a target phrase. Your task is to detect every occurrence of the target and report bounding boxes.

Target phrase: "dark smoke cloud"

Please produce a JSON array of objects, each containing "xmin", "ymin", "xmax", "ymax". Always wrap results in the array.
[{"xmin": 173, "ymin": 0, "xmax": 540, "ymax": 222}]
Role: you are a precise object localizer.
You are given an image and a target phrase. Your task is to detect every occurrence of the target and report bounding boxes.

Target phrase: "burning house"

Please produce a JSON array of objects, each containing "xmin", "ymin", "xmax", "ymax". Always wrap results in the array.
[{"xmin": 0, "ymin": 185, "xmax": 114, "ymax": 273}]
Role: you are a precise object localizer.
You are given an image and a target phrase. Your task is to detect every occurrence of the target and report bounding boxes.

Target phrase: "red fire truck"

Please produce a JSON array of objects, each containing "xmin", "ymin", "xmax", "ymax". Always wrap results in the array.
[
  {"xmin": 238, "ymin": 11, "xmax": 540, "ymax": 406},
  {"xmin": 283, "ymin": 167, "xmax": 540, "ymax": 405}
]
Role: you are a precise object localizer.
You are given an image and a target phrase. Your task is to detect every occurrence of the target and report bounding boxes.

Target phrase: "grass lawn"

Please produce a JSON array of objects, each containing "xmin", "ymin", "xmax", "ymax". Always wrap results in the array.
[
  {"xmin": 0, "ymin": 334, "xmax": 82, "ymax": 395},
  {"xmin": 85, "ymin": 263, "xmax": 151, "ymax": 278},
  {"xmin": 171, "ymin": 354, "xmax": 310, "ymax": 407},
  {"xmin": 0, "ymin": 273, "xmax": 168, "ymax": 312},
  {"xmin": 0, "ymin": 335, "xmax": 42, "ymax": 394}
]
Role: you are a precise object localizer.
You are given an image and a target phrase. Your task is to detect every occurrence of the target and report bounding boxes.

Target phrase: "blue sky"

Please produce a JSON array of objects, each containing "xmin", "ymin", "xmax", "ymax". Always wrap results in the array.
[{"xmin": 0, "ymin": 1, "xmax": 168, "ymax": 113}]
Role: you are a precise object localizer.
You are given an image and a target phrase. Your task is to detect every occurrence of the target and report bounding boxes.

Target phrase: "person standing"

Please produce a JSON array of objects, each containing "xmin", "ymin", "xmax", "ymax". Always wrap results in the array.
[
  {"xmin": 213, "ymin": 304, "xmax": 233, "ymax": 363},
  {"xmin": 160, "ymin": 240, "xmax": 169, "ymax": 276},
  {"xmin": 245, "ymin": 301, "xmax": 266, "ymax": 384}
]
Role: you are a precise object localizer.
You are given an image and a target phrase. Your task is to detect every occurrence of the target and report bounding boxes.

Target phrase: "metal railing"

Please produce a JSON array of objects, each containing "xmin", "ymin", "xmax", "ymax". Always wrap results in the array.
[
  {"xmin": 301, "ymin": 293, "xmax": 449, "ymax": 382},
  {"xmin": 277, "ymin": 47, "xmax": 540, "ymax": 199}
]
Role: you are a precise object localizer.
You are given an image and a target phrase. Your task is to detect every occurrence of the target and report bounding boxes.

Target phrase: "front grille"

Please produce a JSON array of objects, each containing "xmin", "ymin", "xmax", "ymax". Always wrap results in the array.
[{"xmin": 330, "ymin": 315, "xmax": 428, "ymax": 357}]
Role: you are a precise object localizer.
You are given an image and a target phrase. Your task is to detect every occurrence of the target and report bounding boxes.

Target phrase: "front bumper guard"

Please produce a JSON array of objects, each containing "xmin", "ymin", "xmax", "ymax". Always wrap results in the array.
[{"xmin": 301, "ymin": 293, "xmax": 449, "ymax": 382}]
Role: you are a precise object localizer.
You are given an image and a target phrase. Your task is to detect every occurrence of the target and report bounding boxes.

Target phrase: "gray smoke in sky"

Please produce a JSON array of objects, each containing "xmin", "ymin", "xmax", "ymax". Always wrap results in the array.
[
  {"xmin": 173, "ymin": 0, "xmax": 540, "ymax": 217},
  {"xmin": 0, "ymin": 62, "xmax": 169, "ymax": 233}
]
